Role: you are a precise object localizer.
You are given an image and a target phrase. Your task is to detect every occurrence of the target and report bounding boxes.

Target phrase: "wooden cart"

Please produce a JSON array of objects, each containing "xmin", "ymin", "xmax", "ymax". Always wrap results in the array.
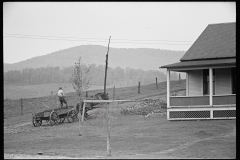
[{"xmin": 32, "ymin": 106, "xmax": 77, "ymax": 127}]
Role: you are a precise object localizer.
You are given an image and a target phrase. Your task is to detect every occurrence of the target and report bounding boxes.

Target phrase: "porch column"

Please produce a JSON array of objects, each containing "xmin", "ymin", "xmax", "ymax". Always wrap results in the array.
[
  {"xmin": 167, "ymin": 69, "xmax": 170, "ymax": 108},
  {"xmin": 209, "ymin": 68, "xmax": 213, "ymax": 106},
  {"xmin": 186, "ymin": 71, "xmax": 189, "ymax": 96}
]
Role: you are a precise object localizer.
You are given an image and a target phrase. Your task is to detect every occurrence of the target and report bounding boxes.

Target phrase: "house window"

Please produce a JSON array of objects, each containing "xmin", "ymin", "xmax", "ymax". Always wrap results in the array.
[
  {"xmin": 232, "ymin": 67, "xmax": 236, "ymax": 94},
  {"xmin": 203, "ymin": 69, "xmax": 215, "ymax": 95}
]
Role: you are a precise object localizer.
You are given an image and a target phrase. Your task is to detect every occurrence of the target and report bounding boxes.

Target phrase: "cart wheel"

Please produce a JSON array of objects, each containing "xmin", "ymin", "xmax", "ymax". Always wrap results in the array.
[
  {"xmin": 58, "ymin": 117, "xmax": 65, "ymax": 124},
  {"xmin": 67, "ymin": 110, "xmax": 77, "ymax": 123},
  {"xmin": 49, "ymin": 111, "xmax": 59, "ymax": 126},
  {"xmin": 32, "ymin": 117, "xmax": 42, "ymax": 127}
]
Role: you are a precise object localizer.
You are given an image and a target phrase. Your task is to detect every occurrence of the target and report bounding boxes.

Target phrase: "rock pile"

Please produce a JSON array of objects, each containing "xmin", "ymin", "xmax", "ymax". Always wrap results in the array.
[{"xmin": 123, "ymin": 98, "xmax": 167, "ymax": 116}]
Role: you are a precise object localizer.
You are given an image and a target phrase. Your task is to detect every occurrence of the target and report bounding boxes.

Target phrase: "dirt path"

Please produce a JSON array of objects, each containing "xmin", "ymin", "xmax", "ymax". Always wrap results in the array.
[
  {"xmin": 151, "ymin": 126, "xmax": 236, "ymax": 155},
  {"xmin": 4, "ymin": 153, "xmax": 79, "ymax": 159}
]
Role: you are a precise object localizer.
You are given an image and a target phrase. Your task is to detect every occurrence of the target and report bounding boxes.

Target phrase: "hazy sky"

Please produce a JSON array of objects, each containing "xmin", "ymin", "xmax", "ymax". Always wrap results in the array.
[{"xmin": 3, "ymin": 2, "xmax": 235, "ymax": 64}]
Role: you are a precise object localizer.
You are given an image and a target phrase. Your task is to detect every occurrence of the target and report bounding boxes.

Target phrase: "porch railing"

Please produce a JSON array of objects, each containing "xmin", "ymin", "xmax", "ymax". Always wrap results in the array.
[
  {"xmin": 170, "ymin": 94, "xmax": 236, "ymax": 107},
  {"xmin": 213, "ymin": 94, "xmax": 236, "ymax": 105},
  {"xmin": 170, "ymin": 96, "xmax": 209, "ymax": 106}
]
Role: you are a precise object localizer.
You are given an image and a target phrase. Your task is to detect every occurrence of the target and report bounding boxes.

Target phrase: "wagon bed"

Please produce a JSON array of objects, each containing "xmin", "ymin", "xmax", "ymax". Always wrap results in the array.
[{"xmin": 32, "ymin": 106, "xmax": 77, "ymax": 127}]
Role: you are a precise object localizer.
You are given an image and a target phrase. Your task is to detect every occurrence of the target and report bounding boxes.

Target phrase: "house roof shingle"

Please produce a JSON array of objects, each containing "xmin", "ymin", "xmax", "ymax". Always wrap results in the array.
[{"xmin": 180, "ymin": 22, "xmax": 236, "ymax": 61}]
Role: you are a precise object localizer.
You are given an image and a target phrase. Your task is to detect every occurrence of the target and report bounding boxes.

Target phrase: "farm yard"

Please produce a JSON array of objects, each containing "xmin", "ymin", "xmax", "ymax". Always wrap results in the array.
[
  {"xmin": 4, "ymin": 80, "xmax": 236, "ymax": 159},
  {"xmin": 3, "ymin": 2, "xmax": 236, "ymax": 159}
]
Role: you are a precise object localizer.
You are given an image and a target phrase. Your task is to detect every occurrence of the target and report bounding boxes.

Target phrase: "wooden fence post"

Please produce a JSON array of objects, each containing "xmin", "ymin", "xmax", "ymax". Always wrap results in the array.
[
  {"xmin": 106, "ymin": 103, "xmax": 111, "ymax": 156},
  {"xmin": 20, "ymin": 98, "xmax": 23, "ymax": 116},
  {"xmin": 78, "ymin": 101, "xmax": 85, "ymax": 136},
  {"xmin": 113, "ymin": 86, "xmax": 115, "ymax": 100},
  {"xmin": 106, "ymin": 87, "xmax": 116, "ymax": 156},
  {"xmin": 81, "ymin": 102, "xmax": 86, "ymax": 122},
  {"xmin": 138, "ymin": 82, "xmax": 140, "ymax": 93},
  {"xmin": 156, "ymin": 77, "xmax": 158, "ymax": 89},
  {"xmin": 86, "ymin": 91, "xmax": 88, "ymax": 98}
]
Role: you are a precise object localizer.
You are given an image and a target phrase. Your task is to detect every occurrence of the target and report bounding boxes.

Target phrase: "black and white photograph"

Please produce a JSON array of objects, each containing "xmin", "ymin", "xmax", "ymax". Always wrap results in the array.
[{"xmin": 4, "ymin": 2, "xmax": 236, "ymax": 159}]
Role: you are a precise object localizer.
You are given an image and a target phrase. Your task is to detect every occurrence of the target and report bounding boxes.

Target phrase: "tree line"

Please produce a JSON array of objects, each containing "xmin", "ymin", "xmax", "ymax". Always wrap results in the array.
[{"xmin": 4, "ymin": 64, "xmax": 178, "ymax": 86}]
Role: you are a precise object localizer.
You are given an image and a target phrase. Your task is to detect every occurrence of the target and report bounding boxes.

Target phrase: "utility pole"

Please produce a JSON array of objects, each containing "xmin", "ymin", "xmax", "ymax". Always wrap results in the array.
[{"xmin": 104, "ymin": 36, "xmax": 111, "ymax": 96}]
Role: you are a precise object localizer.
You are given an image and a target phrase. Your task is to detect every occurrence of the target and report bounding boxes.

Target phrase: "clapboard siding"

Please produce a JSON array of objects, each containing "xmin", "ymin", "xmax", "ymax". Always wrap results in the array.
[
  {"xmin": 215, "ymin": 68, "xmax": 231, "ymax": 95},
  {"xmin": 188, "ymin": 70, "xmax": 202, "ymax": 96}
]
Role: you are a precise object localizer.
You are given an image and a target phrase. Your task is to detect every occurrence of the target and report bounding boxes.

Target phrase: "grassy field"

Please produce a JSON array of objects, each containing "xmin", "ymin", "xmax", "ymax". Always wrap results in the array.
[
  {"xmin": 4, "ymin": 79, "xmax": 235, "ymax": 159},
  {"xmin": 4, "ymin": 83, "xmax": 116, "ymax": 100},
  {"xmin": 4, "ymin": 80, "xmax": 185, "ymax": 120}
]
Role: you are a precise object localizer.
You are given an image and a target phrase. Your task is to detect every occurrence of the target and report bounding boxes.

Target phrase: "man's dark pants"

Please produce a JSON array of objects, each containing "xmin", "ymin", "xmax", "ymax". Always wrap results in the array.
[{"xmin": 59, "ymin": 96, "xmax": 68, "ymax": 107}]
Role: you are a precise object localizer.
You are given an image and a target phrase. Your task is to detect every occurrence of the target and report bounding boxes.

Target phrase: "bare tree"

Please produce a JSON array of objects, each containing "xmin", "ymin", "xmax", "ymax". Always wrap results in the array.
[
  {"xmin": 70, "ymin": 57, "xmax": 91, "ymax": 102},
  {"xmin": 70, "ymin": 57, "xmax": 91, "ymax": 136}
]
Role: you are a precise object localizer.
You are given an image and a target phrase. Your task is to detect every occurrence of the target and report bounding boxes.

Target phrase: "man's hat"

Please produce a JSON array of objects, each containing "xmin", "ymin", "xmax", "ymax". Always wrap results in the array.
[{"xmin": 59, "ymin": 87, "xmax": 62, "ymax": 89}]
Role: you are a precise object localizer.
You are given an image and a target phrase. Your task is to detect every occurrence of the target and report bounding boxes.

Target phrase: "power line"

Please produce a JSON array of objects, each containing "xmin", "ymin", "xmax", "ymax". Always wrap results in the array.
[
  {"xmin": 111, "ymin": 41, "xmax": 192, "ymax": 45},
  {"xmin": 3, "ymin": 33, "xmax": 194, "ymax": 45},
  {"xmin": 4, "ymin": 33, "xmax": 98, "ymax": 39},
  {"xmin": 4, "ymin": 35, "xmax": 192, "ymax": 45},
  {"xmin": 3, "ymin": 33, "xmax": 194, "ymax": 42},
  {"xmin": 3, "ymin": 35, "xmax": 107, "ymax": 43},
  {"xmin": 114, "ymin": 38, "xmax": 193, "ymax": 43}
]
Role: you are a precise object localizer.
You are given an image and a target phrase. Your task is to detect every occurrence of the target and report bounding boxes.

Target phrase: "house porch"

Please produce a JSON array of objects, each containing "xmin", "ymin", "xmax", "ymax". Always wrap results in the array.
[{"xmin": 166, "ymin": 65, "xmax": 236, "ymax": 120}]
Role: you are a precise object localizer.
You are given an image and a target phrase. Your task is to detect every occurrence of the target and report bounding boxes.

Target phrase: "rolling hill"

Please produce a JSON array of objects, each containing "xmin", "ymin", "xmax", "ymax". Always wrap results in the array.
[{"xmin": 4, "ymin": 45, "xmax": 185, "ymax": 72}]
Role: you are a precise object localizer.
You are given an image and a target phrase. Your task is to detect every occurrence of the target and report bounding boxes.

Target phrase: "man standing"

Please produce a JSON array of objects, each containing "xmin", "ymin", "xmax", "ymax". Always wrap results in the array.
[{"xmin": 58, "ymin": 87, "xmax": 68, "ymax": 108}]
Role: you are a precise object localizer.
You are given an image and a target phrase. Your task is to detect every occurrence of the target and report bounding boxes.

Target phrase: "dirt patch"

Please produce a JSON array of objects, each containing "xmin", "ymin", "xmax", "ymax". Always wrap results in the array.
[{"xmin": 193, "ymin": 130, "xmax": 214, "ymax": 138}]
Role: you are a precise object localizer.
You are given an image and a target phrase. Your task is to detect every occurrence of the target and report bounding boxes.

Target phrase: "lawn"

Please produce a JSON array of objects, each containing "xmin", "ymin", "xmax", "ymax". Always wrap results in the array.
[{"xmin": 4, "ymin": 80, "xmax": 235, "ymax": 159}]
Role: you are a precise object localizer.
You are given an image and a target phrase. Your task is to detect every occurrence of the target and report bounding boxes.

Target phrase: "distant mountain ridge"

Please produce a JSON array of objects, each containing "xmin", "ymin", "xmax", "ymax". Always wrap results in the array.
[{"xmin": 4, "ymin": 45, "xmax": 185, "ymax": 72}]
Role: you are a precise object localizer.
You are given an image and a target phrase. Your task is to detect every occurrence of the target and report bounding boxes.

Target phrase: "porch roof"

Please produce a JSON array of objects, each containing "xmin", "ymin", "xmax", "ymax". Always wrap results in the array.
[{"xmin": 160, "ymin": 58, "xmax": 235, "ymax": 69}]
